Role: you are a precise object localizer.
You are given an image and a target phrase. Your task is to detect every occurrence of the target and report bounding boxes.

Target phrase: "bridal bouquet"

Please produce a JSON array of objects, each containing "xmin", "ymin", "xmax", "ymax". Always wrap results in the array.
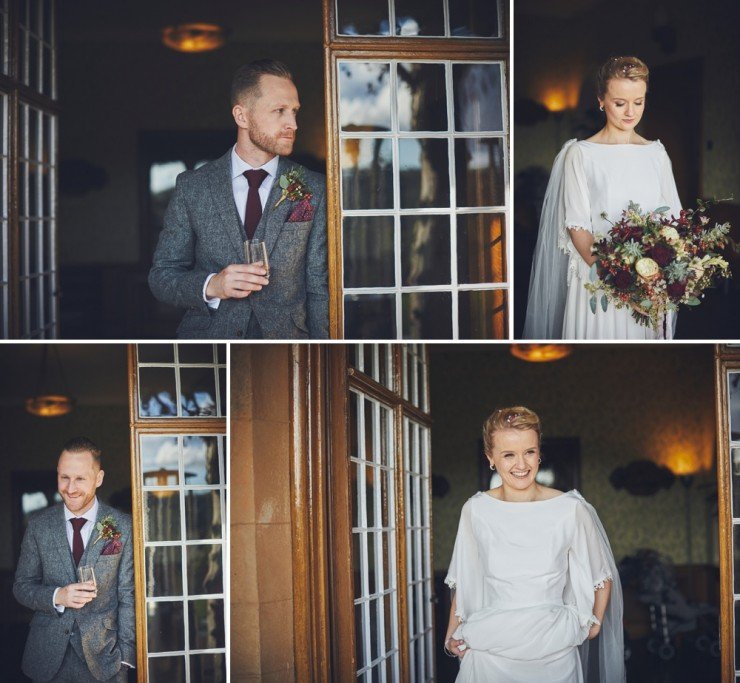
[{"xmin": 584, "ymin": 200, "xmax": 732, "ymax": 332}]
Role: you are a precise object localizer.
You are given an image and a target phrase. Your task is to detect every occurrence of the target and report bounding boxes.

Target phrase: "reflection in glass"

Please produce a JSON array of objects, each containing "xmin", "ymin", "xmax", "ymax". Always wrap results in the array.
[
  {"xmin": 353, "ymin": 531, "xmax": 363, "ymax": 598},
  {"xmin": 339, "ymin": 62, "xmax": 391, "ymax": 131},
  {"xmin": 141, "ymin": 435, "xmax": 179, "ymax": 486},
  {"xmin": 355, "ymin": 603, "xmax": 365, "ymax": 669},
  {"xmin": 139, "ymin": 367, "xmax": 177, "ymax": 417},
  {"xmin": 736, "ymin": 600, "xmax": 740, "ymax": 672},
  {"xmin": 455, "ymin": 138, "xmax": 505, "ymax": 207},
  {"xmin": 190, "ymin": 653, "xmax": 226, "ymax": 683},
  {"xmin": 137, "ymin": 344, "xmax": 174, "ymax": 364},
  {"xmin": 341, "ymin": 138, "xmax": 393, "ymax": 210},
  {"xmin": 185, "ymin": 490, "xmax": 222, "ymax": 540},
  {"xmin": 336, "ymin": 0, "xmax": 390, "ymax": 36},
  {"xmin": 147, "ymin": 600, "xmax": 185, "ymax": 652},
  {"xmin": 733, "ymin": 448, "xmax": 740, "ymax": 518},
  {"xmin": 402, "ymin": 292, "xmax": 452, "ymax": 339},
  {"xmin": 187, "ymin": 544, "xmax": 223, "ymax": 595},
  {"xmin": 145, "ymin": 546, "xmax": 183, "ymax": 597},
  {"xmin": 343, "ymin": 216, "xmax": 395, "ymax": 288},
  {"xmin": 735, "ymin": 526, "xmax": 740, "ymax": 594},
  {"xmin": 179, "ymin": 344, "xmax": 214, "ymax": 364},
  {"xmin": 149, "ymin": 656, "xmax": 185, "ymax": 682},
  {"xmin": 450, "ymin": 0, "xmax": 501, "ymax": 37},
  {"xmin": 188, "ymin": 599, "xmax": 225, "ymax": 649},
  {"xmin": 183, "ymin": 435, "xmax": 220, "ymax": 484},
  {"xmin": 179, "ymin": 367, "xmax": 217, "ymax": 416},
  {"xmin": 730, "ymin": 373, "xmax": 740, "ymax": 440},
  {"xmin": 458, "ymin": 289, "xmax": 507, "ymax": 339},
  {"xmin": 345, "ymin": 294, "xmax": 397, "ymax": 339},
  {"xmin": 401, "ymin": 215, "xmax": 450, "ymax": 286},
  {"xmin": 399, "ymin": 139, "xmax": 449, "ymax": 209},
  {"xmin": 453, "ymin": 63, "xmax": 503, "ymax": 132},
  {"xmin": 218, "ymin": 368, "xmax": 226, "ymax": 417},
  {"xmin": 397, "ymin": 63, "xmax": 446, "ymax": 131},
  {"xmin": 457, "ymin": 214, "xmax": 506, "ymax": 283},
  {"xmin": 144, "ymin": 492, "xmax": 181, "ymax": 542},
  {"xmin": 216, "ymin": 344, "xmax": 226, "ymax": 364},
  {"xmin": 395, "ymin": 0, "xmax": 444, "ymax": 35}
]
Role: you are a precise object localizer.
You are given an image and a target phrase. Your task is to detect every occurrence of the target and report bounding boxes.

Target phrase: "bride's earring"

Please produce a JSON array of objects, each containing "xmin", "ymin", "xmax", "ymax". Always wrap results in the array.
[
  {"xmin": 538, "ymin": 458, "xmax": 542, "ymax": 464},
  {"xmin": 599, "ymin": 104, "xmax": 604, "ymax": 112},
  {"xmin": 489, "ymin": 463, "xmax": 495, "ymax": 471}
]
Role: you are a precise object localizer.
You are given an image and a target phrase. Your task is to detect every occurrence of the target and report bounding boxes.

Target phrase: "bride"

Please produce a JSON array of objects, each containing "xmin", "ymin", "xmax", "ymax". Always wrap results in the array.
[
  {"xmin": 523, "ymin": 56, "xmax": 683, "ymax": 339},
  {"xmin": 444, "ymin": 407, "xmax": 624, "ymax": 683}
]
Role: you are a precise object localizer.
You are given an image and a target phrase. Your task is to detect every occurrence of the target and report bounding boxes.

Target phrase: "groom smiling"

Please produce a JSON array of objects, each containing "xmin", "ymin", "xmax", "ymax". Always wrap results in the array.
[
  {"xmin": 13, "ymin": 437, "xmax": 134, "ymax": 682},
  {"xmin": 149, "ymin": 59, "xmax": 329, "ymax": 339}
]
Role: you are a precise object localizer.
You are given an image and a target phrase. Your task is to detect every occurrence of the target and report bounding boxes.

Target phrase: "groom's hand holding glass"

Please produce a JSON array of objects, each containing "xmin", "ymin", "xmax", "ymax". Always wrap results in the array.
[
  {"xmin": 206, "ymin": 262, "xmax": 269, "ymax": 299},
  {"xmin": 54, "ymin": 580, "xmax": 97, "ymax": 609}
]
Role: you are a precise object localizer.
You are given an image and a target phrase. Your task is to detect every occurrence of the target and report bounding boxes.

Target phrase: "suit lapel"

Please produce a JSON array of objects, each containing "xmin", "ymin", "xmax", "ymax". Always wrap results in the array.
[
  {"xmin": 84, "ymin": 503, "xmax": 108, "ymax": 568},
  {"xmin": 52, "ymin": 505, "xmax": 78, "ymax": 584},
  {"xmin": 207, "ymin": 149, "xmax": 246, "ymax": 262},
  {"xmin": 258, "ymin": 156, "xmax": 293, "ymax": 257}
]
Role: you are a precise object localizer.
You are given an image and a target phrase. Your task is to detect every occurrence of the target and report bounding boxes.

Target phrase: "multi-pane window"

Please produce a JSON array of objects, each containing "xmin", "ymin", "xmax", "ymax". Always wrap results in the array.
[
  {"xmin": 327, "ymin": 0, "xmax": 509, "ymax": 339},
  {"xmin": 335, "ymin": 0, "xmax": 501, "ymax": 38},
  {"xmin": 131, "ymin": 343, "xmax": 228, "ymax": 683},
  {"xmin": 19, "ymin": 102, "xmax": 56, "ymax": 337},
  {"xmin": 403, "ymin": 418, "xmax": 433, "ymax": 682},
  {"xmin": 343, "ymin": 344, "xmax": 433, "ymax": 681},
  {"xmin": 350, "ymin": 390, "xmax": 401, "ymax": 681},
  {"xmin": 2, "ymin": 0, "xmax": 58, "ymax": 338}
]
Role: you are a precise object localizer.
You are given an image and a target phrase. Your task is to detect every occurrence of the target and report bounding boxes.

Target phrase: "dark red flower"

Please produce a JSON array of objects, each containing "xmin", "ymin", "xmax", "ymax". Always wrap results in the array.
[
  {"xmin": 649, "ymin": 242, "xmax": 675, "ymax": 267},
  {"xmin": 666, "ymin": 280, "xmax": 687, "ymax": 299},
  {"xmin": 613, "ymin": 269, "xmax": 634, "ymax": 290}
]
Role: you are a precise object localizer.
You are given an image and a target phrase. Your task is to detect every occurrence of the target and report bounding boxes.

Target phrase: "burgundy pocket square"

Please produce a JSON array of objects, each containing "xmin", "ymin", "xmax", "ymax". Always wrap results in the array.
[
  {"xmin": 102, "ymin": 539, "xmax": 123, "ymax": 555},
  {"xmin": 288, "ymin": 198, "xmax": 315, "ymax": 222}
]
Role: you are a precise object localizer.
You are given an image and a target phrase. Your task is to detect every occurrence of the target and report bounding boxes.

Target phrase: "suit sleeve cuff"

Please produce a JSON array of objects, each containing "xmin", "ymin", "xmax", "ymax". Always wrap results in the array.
[
  {"xmin": 121, "ymin": 662, "xmax": 135, "ymax": 668},
  {"xmin": 203, "ymin": 274, "xmax": 221, "ymax": 309},
  {"xmin": 52, "ymin": 587, "xmax": 65, "ymax": 613}
]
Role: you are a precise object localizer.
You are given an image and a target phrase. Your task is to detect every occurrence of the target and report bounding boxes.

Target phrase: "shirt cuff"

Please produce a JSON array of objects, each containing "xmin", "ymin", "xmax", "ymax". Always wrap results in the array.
[
  {"xmin": 203, "ymin": 274, "xmax": 221, "ymax": 309},
  {"xmin": 52, "ymin": 587, "xmax": 65, "ymax": 613},
  {"xmin": 121, "ymin": 662, "xmax": 135, "ymax": 668}
]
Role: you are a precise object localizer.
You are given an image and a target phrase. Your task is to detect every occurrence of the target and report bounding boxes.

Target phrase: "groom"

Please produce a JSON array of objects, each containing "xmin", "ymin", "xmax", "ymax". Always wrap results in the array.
[
  {"xmin": 13, "ymin": 437, "xmax": 135, "ymax": 682},
  {"xmin": 149, "ymin": 59, "xmax": 329, "ymax": 339}
]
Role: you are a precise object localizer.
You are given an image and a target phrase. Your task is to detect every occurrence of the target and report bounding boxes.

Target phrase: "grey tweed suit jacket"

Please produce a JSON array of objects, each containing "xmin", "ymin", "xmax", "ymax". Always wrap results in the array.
[
  {"xmin": 148, "ymin": 150, "xmax": 329, "ymax": 339},
  {"xmin": 13, "ymin": 502, "xmax": 135, "ymax": 682}
]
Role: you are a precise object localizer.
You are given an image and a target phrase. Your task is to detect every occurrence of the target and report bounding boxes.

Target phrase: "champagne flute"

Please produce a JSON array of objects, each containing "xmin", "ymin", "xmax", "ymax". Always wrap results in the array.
[{"xmin": 244, "ymin": 240, "xmax": 270, "ymax": 280}]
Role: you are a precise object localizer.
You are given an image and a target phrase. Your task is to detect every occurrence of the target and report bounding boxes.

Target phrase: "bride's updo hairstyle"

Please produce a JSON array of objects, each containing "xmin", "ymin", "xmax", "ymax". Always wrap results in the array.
[
  {"xmin": 483, "ymin": 406, "xmax": 542, "ymax": 457},
  {"xmin": 597, "ymin": 56, "xmax": 649, "ymax": 98}
]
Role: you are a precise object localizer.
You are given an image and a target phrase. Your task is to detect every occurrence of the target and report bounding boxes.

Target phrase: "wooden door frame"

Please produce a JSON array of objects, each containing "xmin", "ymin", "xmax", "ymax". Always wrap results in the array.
[{"xmin": 715, "ymin": 344, "xmax": 740, "ymax": 682}]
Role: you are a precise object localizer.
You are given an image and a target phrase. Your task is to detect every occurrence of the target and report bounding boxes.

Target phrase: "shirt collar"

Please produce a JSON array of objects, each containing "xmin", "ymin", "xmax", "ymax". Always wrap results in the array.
[
  {"xmin": 231, "ymin": 145, "xmax": 279, "ymax": 181},
  {"xmin": 64, "ymin": 496, "xmax": 99, "ymax": 524}
]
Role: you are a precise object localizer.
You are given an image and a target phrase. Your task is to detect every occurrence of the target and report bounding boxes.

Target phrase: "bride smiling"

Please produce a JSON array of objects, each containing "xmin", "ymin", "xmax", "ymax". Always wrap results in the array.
[{"xmin": 443, "ymin": 407, "xmax": 624, "ymax": 682}]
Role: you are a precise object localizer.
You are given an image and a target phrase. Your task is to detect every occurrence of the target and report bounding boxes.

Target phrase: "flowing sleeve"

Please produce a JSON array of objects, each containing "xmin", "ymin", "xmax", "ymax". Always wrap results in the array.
[
  {"xmin": 568, "ymin": 493, "xmax": 625, "ymax": 683},
  {"xmin": 523, "ymin": 139, "xmax": 578, "ymax": 339},
  {"xmin": 657, "ymin": 143, "xmax": 683, "ymax": 218},
  {"xmin": 559, "ymin": 143, "xmax": 594, "ymax": 284},
  {"xmin": 444, "ymin": 498, "xmax": 484, "ymax": 622}
]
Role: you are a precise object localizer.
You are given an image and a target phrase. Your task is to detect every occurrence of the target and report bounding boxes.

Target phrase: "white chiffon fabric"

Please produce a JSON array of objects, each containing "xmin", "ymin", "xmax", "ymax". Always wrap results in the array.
[
  {"xmin": 445, "ymin": 490, "xmax": 625, "ymax": 683},
  {"xmin": 523, "ymin": 139, "xmax": 682, "ymax": 340}
]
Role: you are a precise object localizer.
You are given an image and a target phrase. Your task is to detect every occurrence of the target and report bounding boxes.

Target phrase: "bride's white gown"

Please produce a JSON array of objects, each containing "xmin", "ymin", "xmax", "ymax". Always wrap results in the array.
[
  {"xmin": 445, "ymin": 490, "xmax": 624, "ymax": 683},
  {"xmin": 560, "ymin": 140, "xmax": 682, "ymax": 339}
]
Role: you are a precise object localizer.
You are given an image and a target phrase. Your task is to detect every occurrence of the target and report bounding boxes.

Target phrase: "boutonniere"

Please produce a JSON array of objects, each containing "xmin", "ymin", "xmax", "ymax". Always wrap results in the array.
[
  {"xmin": 274, "ymin": 168, "xmax": 313, "ymax": 208},
  {"xmin": 92, "ymin": 515, "xmax": 122, "ymax": 552}
]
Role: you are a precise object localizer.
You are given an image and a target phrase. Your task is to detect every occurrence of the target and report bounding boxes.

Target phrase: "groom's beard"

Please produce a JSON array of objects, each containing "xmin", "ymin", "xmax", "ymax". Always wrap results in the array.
[{"xmin": 248, "ymin": 121, "xmax": 295, "ymax": 157}]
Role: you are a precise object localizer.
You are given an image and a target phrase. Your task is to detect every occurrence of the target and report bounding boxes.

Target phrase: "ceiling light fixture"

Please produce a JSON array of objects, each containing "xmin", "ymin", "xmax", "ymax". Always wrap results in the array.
[{"xmin": 162, "ymin": 23, "xmax": 225, "ymax": 53}]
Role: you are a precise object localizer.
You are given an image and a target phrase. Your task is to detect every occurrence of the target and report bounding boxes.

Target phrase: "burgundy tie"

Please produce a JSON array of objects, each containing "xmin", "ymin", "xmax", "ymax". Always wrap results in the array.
[
  {"xmin": 70, "ymin": 517, "xmax": 87, "ymax": 566},
  {"xmin": 244, "ymin": 169, "xmax": 269, "ymax": 239}
]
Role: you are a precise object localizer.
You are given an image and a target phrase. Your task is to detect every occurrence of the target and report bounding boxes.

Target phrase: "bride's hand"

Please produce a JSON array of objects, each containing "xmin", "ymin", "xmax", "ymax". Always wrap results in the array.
[
  {"xmin": 446, "ymin": 637, "xmax": 468, "ymax": 658},
  {"xmin": 588, "ymin": 623, "xmax": 601, "ymax": 640}
]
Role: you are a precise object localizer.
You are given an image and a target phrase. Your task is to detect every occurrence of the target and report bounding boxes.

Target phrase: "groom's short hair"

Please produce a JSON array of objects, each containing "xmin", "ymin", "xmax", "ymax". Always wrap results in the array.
[
  {"xmin": 61, "ymin": 436, "xmax": 102, "ymax": 466},
  {"xmin": 231, "ymin": 59, "xmax": 293, "ymax": 107}
]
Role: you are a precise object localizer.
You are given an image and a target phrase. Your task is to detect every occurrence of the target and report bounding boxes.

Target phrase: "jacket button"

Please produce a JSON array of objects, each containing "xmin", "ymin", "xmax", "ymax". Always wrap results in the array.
[
  {"xmin": 236, "ymin": 329, "xmax": 243, "ymax": 337},
  {"xmin": 64, "ymin": 629, "xmax": 70, "ymax": 635}
]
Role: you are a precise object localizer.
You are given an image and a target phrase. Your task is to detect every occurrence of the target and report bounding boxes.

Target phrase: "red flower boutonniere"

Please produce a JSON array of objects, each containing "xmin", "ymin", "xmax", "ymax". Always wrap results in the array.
[
  {"xmin": 92, "ymin": 515, "xmax": 123, "ymax": 555},
  {"xmin": 275, "ymin": 168, "xmax": 313, "ymax": 208}
]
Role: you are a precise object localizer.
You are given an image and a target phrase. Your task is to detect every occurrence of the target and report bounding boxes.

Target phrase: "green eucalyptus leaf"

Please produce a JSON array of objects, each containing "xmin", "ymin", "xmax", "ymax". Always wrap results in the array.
[
  {"xmin": 600, "ymin": 294, "xmax": 608, "ymax": 312},
  {"xmin": 589, "ymin": 263, "xmax": 598, "ymax": 283},
  {"xmin": 279, "ymin": 175, "xmax": 289, "ymax": 189},
  {"xmin": 589, "ymin": 295, "xmax": 597, "ymax": 314},
  {"xmin": 640, "ymin": 299, "xmax": 653, "ymax": 310},
  {"xmin": 686, "ymin": 297, "xmax": 701, "ymax": 306},
  {"xmin": 654, "ymin": 206, "xmax": 670, "ymax": 214}
]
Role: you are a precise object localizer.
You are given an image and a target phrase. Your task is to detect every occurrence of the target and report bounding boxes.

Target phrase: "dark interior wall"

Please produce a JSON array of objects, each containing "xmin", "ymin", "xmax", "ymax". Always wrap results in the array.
[
  {"xmin": 430, "ymin": 344, "xmax": 716, "ymax": 572},
  {"xmin": 58, "ymin": 38, "xmax": 325, "ymax": 266},
  {"xmin": 0, "ymin": 405, "xmax": 130, "ymax": 571},
  {"xmin": 514, "ymin": 0, "xmax": 740, "ymax": 201}
]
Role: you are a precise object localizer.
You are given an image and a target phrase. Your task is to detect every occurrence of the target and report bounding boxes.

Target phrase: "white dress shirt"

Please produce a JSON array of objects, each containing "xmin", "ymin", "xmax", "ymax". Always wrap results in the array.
[{"xmin": 203, "ymin": 148, "xmax": 279, "ymax": 308}]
